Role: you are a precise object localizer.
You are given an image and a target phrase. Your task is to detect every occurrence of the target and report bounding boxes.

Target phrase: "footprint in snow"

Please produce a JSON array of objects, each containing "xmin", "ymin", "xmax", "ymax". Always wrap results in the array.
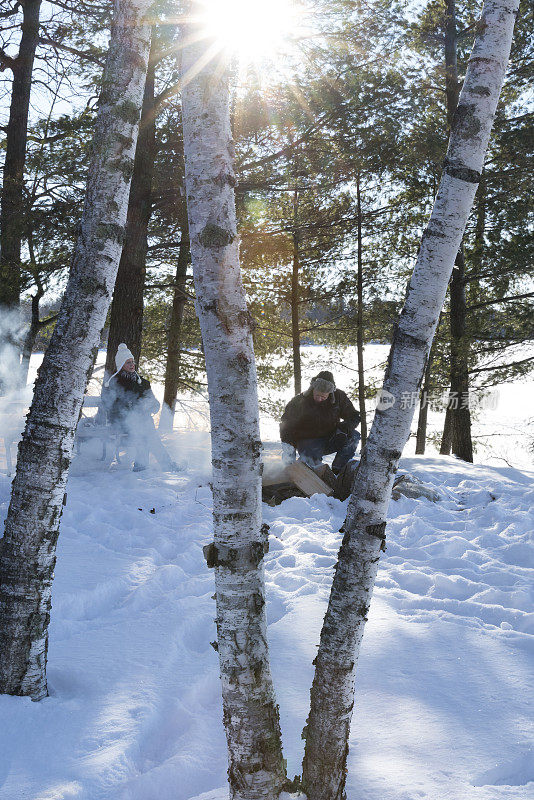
[{"xmin": 472, "ymin": 749, "xmax": 534, "ymax": 787}]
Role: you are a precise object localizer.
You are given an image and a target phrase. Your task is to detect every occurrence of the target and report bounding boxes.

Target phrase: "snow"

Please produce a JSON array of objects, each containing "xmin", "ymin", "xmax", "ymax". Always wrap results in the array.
[
  {"xmin": 0, "ymin": 442, "xmax": 532, "ymax": 799},
  {"xmin": 0, "ymin": 350, "xmax": 533, "ymax": 799}
]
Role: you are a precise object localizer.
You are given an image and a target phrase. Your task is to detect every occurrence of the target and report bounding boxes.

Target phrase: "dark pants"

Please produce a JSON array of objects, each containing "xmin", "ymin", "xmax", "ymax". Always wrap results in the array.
[{"xmin": 296, "ymin": 429, "xmax": 360, "ymax": 473}]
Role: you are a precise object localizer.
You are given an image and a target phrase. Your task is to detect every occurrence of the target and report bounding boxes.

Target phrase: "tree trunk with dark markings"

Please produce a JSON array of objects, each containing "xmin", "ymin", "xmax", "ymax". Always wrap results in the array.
[
  {"xmin": 0, "ymin": 0, "xmax": 152, "ymax": 701},
  {"xmin": 181, "ymin": 7, "xmax": 286, "ymax": 796},
  {"xmin": 301, "ymin": 3, "xmax": 518, "ymax": 796}
]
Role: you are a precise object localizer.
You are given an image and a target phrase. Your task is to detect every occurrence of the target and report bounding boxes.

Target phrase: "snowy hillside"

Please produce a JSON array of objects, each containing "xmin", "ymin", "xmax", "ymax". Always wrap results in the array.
[
  {"xmin": 0, "ymin": 436, "xmax": 532, "ymax": 800},
  {"xmin": 0, "ymin": 347, "xmax": 533, "ymax": 799}
]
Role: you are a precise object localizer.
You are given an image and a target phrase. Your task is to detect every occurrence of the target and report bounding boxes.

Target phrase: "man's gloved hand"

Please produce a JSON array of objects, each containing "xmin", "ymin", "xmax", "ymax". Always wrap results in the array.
[
  {"xmin": 337, "ymin": 420, "xmax": 356, "ymax": 437},
  {"xmin": 281, "ymin": 442, "xmax": 297, "ymax": 465}
]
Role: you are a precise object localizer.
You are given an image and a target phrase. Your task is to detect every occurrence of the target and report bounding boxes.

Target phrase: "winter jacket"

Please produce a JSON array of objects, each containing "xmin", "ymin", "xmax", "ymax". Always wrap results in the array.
[
  {"xmin": 280, "ymin": 387, "xmax": 360, "ymax": 446},
  {"xmin": 103, "ymin": 371, "xmax": 159, "ymax": 425}
]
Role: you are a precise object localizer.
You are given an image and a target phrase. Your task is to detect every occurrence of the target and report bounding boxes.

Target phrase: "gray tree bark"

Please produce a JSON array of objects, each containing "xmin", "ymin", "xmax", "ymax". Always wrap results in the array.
[
  {"xmin": 450, "ymin": 249, "xmax": 474, "ymax": 460},
  {"xmin": 415, "ymin": 351, "xmax": 432, "ymax": 454},
  {"xmin": 180, "ymin": 10, "xmax": 285, "ymax": 798},
  {"xmin": 291, "ymin": 186, "xmax": 302, "ymax": 395},
  {"xmin": 104, "ymin": 32, "xmax": 157, "ymax": 378},
  {"xmin": 445, "ymin": 0, "xmax": 474, "ymax": 462},
  {"xmin": 440, "ymin": 403, "xmax": 454, "ymax": 454},
  {"xmin": 0, "ymin": 0, "xmax": 152, "ymax": 701},
  {"xmin": 160, "ymin": 215, "xmax": 190, "ymax": 431},
  {"xmin": 301, "ymin": 2, "xmax": 518, "ymax": 797},
  {"xmin": 356, "ymin": 173, "xmax": 368, "ymax": 446},
  {"xmin": 0, "ymin": 0, "xmax": 41, "ymax": 311}
]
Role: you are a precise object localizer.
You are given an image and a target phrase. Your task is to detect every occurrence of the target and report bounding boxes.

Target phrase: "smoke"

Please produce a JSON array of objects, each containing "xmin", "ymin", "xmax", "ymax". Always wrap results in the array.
[
  {"xmin": 0, "ymin": 306, "xmax": 27, "ymax": 396},
  {"xmin": 0, "ymin": 306, "xmax": 35, "ymax": 477}
]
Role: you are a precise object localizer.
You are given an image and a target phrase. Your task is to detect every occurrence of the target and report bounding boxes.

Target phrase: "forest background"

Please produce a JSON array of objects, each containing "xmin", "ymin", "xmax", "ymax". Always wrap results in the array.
[{"xmin": 0, "ymin": 0, "xmax": 532, "ymax": 462}]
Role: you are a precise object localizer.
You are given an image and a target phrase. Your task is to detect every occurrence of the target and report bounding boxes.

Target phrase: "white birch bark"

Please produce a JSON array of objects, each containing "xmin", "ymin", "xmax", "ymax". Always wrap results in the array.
[
  {"xmin": 181, "ymin": 14, "xmax": 285, "ymax": 800},
  {"xmin": 0, "ymin": 0, "xmax": 152, "ymax": 700},
  {"xmin": 301, "ymin": 1, "xmax": 519, "ymax": 797}
]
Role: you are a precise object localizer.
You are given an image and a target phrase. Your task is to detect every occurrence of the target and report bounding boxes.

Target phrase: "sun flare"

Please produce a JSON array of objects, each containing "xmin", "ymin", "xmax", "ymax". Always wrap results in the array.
[{"xmin": 198, "ymin": 0, "xmax": 302, "ymax": 64}]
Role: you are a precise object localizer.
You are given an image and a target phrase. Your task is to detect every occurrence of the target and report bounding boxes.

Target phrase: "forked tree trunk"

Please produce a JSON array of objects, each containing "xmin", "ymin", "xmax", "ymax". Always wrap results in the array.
[
  {"xmin": 356, "ymin": 174, "xmax": 368, "ymax": 445},
  {"xmin": 415, "ymin": 352, "xmax": 432, "ymax": 454},
  {"xmin": 440, "ymin": 402, "xmax": 454, "ymax": 454},
  {"xmin": 0, "ymin": 0, "xmax": 152, "ymax": 701},
  {"xmin": 20, "ymin": 285, "xmax": 44, "ymax": 385},
  {"xmin": 0, "ymin": 0, "xmax": 41, "ymax": 311},
  {"xmin": 105, "ymin": 33, "xmax": 157, "ymax": 377},
  {"xmin": 180, "ymin": 15, "xmax": 285, "ymax": 799},
  {"xmin": 450, "ymin": 249, "xmax": 474, "ymax": 460},
  {"xmin": 160, "ymin": 217, "xmax": 190, "ymax": 431},
  {"xmin": 301, "ymin": 2, "xmax": 518, "ymax": 797}
]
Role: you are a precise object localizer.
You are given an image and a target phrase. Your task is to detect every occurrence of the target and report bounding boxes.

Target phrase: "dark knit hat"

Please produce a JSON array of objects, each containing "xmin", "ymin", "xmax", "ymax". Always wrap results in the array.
[{"xmin": 311, "ymin": 370, "xmax": 336, "ymax": 395}]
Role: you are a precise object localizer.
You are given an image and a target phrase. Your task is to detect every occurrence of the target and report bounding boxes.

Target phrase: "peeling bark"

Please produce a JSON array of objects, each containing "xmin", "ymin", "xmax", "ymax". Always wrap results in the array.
[
  {"xmin": 181, "ymin": 11, "xmax": 285, "ymax": 799},
  {"xmin": 0, "ymin": 0, "xmax": 152, "ymax": 701},
  {"xmin": 302, "ymin": 2, "xmax": 518, "ymax": 797}
]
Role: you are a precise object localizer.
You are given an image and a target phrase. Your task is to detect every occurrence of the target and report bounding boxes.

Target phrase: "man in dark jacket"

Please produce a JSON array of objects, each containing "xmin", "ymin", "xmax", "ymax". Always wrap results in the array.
[
  {"xmin": 280, "ymin": 370, "xmax": 360, "ymax": 474},
  {"xmin": 103, "ymin": 343, "xmax": 180, "ymax": 472}
]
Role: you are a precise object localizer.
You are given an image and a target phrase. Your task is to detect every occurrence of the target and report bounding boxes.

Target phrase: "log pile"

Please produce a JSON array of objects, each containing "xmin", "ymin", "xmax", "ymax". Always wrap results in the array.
[{"xmin": 261, "ymin": 459, "xmax": 442, "ymax": 505}]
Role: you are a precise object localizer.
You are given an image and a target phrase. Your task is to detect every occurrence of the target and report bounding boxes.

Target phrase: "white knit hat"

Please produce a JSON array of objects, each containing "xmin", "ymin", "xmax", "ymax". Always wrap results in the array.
[
  {"xmin": 105, "ymin": 343, "xmax": 135, "ymax": 386},
  {"xmin": 115, "ymin": 343, "xmax": 134, "ymax": 371}
]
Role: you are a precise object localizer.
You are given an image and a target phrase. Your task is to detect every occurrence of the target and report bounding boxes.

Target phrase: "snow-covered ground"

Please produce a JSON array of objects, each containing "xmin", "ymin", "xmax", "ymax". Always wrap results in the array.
[{"xmin": 0, "ymin": 348, "xmax": 533, "ymax": 800}]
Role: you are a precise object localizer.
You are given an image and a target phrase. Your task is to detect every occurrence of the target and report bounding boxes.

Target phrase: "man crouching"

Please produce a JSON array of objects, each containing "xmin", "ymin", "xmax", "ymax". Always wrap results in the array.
[{"xmin": 280, "ymin": 370, "xmax": 361, "ymax": 474}]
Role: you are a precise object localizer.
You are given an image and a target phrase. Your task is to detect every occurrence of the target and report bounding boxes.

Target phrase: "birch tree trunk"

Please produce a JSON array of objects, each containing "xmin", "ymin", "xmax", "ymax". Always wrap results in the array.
[
  {"xmin": 180, "ymin": 15, "xmax": 285, "ymax": 800},
  {"xmin": 0, "ymin": 0, "xmax": 152, "ymax": 701},
  {"xmin": 301, "ymin": 2, "xmax": 518, "ymax": 797}
]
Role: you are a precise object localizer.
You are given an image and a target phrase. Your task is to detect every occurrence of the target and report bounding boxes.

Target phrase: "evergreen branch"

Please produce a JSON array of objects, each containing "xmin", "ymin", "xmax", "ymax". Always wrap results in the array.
[
  {"xmin": 147, "ymin": 241, "xmax": 184, "ymax": 251},
  {"xmin": 469, "ymin": 355, "xmax": 534, "ymax": 375},
  {"xmin": 239, "ymin": 109, "xmax": 339, "ymax": 172},
  {"xmin": 467, "ymin": 292, "xmax": 534, "ymax": 311},
  {"xmin": 458, "ymin": 23, "xmax": 477, "ymax": 39},
  {"xmin": 26, "ymin": 131, "xmax": 72, "ymax": 144},
  {"xmin": 38, "ymin": 37, "xmax": 104, "ymax": 66},
  {"xmin": 145, "ymin": 282, "xmax": 194, "ymax": 299},
  {"xmin": 36, "ymin": 313, "xmax": 58, "ymax": 329},
  {"xmin": 465, "ymin": 264, "xmax": 532, "ymax": 284}
]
